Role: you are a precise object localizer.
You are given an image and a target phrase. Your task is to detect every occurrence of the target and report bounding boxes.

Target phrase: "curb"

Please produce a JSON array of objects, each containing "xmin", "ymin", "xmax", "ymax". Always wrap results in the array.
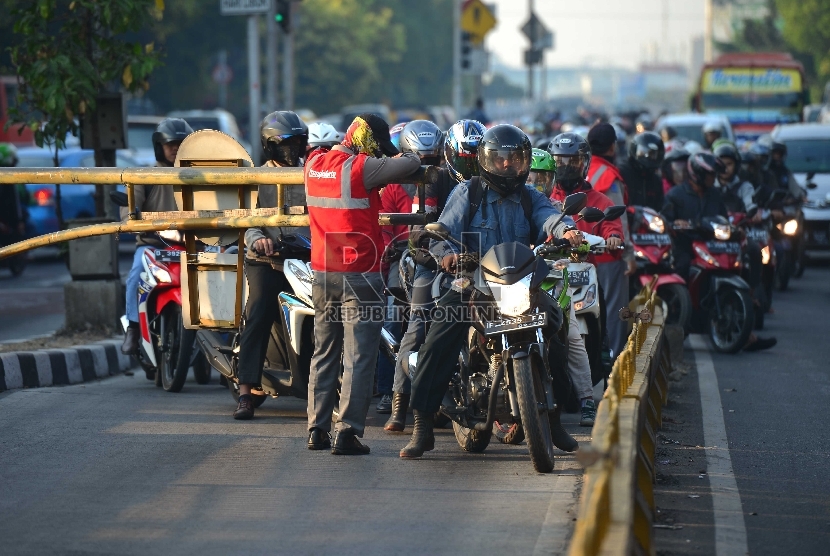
[{"xmin": 0, "ymin": 340, "xmax": 133, "ymax": 392}]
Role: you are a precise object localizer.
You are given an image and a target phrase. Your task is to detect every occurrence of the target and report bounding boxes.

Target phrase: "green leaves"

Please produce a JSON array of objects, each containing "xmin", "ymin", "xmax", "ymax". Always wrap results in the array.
[{"xmin": 776, "ymin": 0, "xmax": 830, "ymax": 89}]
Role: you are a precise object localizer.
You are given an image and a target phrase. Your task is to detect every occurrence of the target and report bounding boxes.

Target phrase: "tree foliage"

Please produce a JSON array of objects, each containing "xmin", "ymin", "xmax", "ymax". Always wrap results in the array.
[
  {"xmin": 775, "ymin": 0, "xmax": 830, "ymax": 91},
  {"xmin": 8, "ymin": 0, "xmax": 163, "ymax": 149}
]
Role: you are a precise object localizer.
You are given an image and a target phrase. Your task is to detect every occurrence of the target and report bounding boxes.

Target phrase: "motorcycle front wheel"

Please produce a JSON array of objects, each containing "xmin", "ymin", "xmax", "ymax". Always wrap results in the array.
[
  {"xmin": 514, "ymin": 355, "xmax": 555, "ymax": 473},
  {"xmin": 709, "ymin": 289, "xmax": 754, "ymax": 354},
  {"xmin": 657, "ymin": 283, "xmax": 692, "ymax": 332},
  {"xmin": 159, "ymin": 305, "xmax": 194, "ymax": 392}
]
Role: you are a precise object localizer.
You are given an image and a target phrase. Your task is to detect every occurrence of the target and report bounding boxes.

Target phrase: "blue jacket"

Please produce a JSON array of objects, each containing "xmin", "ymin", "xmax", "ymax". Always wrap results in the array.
[{"xmin": 432, "ymin": 182, "xmax": 575, "ymax": 259}]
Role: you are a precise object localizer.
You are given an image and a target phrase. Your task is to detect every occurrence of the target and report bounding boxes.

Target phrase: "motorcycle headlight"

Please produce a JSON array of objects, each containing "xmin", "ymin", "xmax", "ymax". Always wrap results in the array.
[
  {"xmin": 761, "ymin": 245, "xmax": 771, "ymax": 265},
  {"xmin": 490, "ymin": 275, "xmax": 532, "ymax": 317},
  {"xmin": 782, "ymin": 219, "xmax": 798, "ymax": 236},
  {"xmin": 148, "ymin": 261, "xmax": 172, "ymax": 283},
  {"xmin": 645, "ymin": 212, "xmax": 666, "ymax": 234},
  {"xmin": 712, "ymin": 223, "xmax": 731, "ymax": 241},
  {"xmin": 573, "ymin": 284, "xmax": 597, "ymax": 312},
  {"xmin": 694, "ymin": 244, "xmax": 719, "ymax": 267},
  {"xmin": 287, "ymin": 260, "xmax": 313, "ymax": 285}
]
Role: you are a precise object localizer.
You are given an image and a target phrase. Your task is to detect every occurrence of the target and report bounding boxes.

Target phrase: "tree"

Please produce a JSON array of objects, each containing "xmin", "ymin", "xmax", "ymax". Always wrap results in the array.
[{"xmin": 775, "ymin": 0, "xmax": 830, "ymax": 99}]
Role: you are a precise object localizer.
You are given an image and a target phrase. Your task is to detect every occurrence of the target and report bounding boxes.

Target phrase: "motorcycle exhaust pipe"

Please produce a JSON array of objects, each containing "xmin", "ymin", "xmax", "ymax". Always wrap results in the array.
[
  {"xmin": 473, "ymin": 363, "xmax": 505, "ymax": 432},
  {"xmin": 195, "ymin": 330, "xmax": 234, "ymax": 379}
]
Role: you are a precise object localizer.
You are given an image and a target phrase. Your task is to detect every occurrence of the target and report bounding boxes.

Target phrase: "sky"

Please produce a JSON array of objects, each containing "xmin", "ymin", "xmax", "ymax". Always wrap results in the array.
[{"xmin": 482, "ymin": 0, "xmax": 707, "ymax": 70}]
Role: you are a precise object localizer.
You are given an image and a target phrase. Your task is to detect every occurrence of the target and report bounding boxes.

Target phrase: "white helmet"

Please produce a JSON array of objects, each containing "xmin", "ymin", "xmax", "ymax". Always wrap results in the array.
[{"xmin": 308, "ymin": 122, "xmax": 340, "ymax": 148}]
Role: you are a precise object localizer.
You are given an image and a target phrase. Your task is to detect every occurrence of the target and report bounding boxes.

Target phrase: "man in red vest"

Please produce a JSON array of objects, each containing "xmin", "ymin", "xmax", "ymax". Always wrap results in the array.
[{"xmin": 304, "ymin": 114, "xmax": 421, "ymax": 455}]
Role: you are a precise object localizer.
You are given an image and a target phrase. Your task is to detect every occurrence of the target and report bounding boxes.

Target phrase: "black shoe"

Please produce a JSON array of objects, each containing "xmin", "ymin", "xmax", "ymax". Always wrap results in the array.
[
  {"xmin": 121, "ymin": 326, "xmax": 140, "ymax": 355},
  {"xmin": 376, "ymin": 394, "xmax": 393, "ymax": 414},
  {"xmin": 744, "ymin": 336, "xmax": 777, "ymax": 352},
  {"xmin": 331, "ymin": 430, "xmax": 370, "ymax": 455},
  {"xmin": 550, "ymin": 406, "xmax": 579, "ymax": 452},
  {"xmin": 400, "ymin": 410, "xmax": 435, "ymax": 459},
  {"xmin": 233, "ymin": 394, "xmax": 254, "ymax": 420},
  {"xmin": 307, "ymin": 428, "xmax": 331, "ymax": 450},
  {"xmin": 384, "ymin": 392, "xmax": 410, "ymax": 432}
]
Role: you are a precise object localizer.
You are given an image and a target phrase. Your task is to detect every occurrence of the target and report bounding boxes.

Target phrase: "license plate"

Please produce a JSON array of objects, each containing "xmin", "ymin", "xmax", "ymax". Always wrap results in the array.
[
  {"xmin": 746, "ymin": 229, "xmax": 769, "ymax": 242},
  {"xmin": 632, "ymin": 233, "xmax": 671, "ymax": 246},
  {"xmin": 706, "ymin": 241, "xmax": 741, "ymax": 254},
  {"xmin": 568, "ymin": 270, "xmax": 590, "ymax": 286},
  {"xmin": 483, "ymin": 312, "xmax": 547, "ymax": 336},
  {"xmin": 154, "ymin": 249, "xmax": 182, "ymax": 262}
]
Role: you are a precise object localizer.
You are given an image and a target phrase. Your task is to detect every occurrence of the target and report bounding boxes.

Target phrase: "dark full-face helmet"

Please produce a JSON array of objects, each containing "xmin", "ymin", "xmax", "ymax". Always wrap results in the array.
[
  {"xmin": 260, "ymin": 110, "xmax": 309, "ymax": 167},
  {"xmin": 688, "ymin": 152, "xmax": 724, "ymax": 189},
  {"xmin": 548, "ymin": 132, "xmax": 591, "ymax": 192},
  {"xmin": 662, "ymin": 147, "xmax": 690, "ymax": 186},
  {"xmin": 477, "ymin": 124, "xmax": 532, "ymax": 197},
  {"xmin": 152, "ymin": 118, "xmax": 194, "ymax": 164},
  {"xmin": 713, "ymin": 142, "xmax": 741, "ymax": 182},
  {"xmin": 445, "ymin": 119, "xmax": 487, "ymax": 183},
  {"xmin": 628, "ymin": 132, "xmax": 665, "ymax": 170}
]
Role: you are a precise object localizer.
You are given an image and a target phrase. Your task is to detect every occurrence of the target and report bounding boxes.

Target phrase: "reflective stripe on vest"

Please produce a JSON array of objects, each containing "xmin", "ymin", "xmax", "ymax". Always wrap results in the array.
[
  {"xmin": 588, "ymin": 164, "xmax": 607, "ymax": 187},
  {"xmin": 305, "ymin": 156, "xmax": 370, "ymax": 209}
]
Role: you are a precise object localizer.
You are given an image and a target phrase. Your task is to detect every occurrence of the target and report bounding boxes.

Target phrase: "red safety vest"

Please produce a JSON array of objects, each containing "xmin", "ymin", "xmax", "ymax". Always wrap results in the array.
[
  {"xmin": 587, "ymin": 157, "xmax": 628, "ymax": 204},
  {"xmin": 305, "ymin": 149, "xmax": 383, "ymax": 273}
]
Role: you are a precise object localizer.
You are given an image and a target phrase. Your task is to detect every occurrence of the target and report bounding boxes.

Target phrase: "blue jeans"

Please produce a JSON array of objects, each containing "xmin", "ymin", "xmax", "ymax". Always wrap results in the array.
[{"xmin": 125, "ymin": 246, "xmax": 149, "ymax": 322}]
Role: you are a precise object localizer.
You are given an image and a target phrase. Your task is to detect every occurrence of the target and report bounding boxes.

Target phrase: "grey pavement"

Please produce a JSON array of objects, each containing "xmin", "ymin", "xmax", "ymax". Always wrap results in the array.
[
  {"xmin": 654, "ymin": 264, "xmax": 830, "ymax": 555},
  {"xmin": 0, "ymin": 372, "xmax": 589, "ymax": 556}
]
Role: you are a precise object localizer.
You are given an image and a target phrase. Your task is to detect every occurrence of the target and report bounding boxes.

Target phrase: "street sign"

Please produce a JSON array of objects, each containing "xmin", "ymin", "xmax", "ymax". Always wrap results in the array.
[
  {"xmin": 220, "ymin": 0, "xmax": 271, "ymax": 16},
  {"xmin": 461, "ymin": 0, "xmax": 496, "ymax": 45}
]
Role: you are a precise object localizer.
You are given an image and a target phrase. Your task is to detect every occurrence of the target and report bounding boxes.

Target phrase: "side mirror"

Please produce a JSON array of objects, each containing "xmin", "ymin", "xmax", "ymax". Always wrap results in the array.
[
  {"xmin": 424, "ymin": 222, "xmax": 451, "ymax": 241},
  {"xmin": 578, "ymin": 207, "xmax": 605, "ymax": 223},
  {"xmin": 562, "ymin": 192, "xmax": 588, "ymax": 215},
  {"xmin": 603, "ymin": 205, "xmax": 627, "ymax": 221},
  {"xmin": 110, "ymin": 191, "xmax": 128, "ymax": 207}
]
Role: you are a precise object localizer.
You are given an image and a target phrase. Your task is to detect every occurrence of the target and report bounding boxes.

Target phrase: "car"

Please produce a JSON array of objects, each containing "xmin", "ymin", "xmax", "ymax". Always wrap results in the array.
[
  {"xmin": 655, "ymin": 113, "xmax": 735, "ymax": 146},
  {"xmin": 166, "ymin": 109, "xmax": 251, "ymax": 154},
  {"xmin": 803, "ymin": 104, "xmax": 824, "ymax": 123},
  {"xmin": 771, "ymin": 123, "xmax": 830, "ymax": 252},
  {"xmin": 18, "ymin": 147, "xmax": 138, "ymax": 236},
  {"xmin": 126, "ymin": 114, "xmax": 164, "ymax": 166}
]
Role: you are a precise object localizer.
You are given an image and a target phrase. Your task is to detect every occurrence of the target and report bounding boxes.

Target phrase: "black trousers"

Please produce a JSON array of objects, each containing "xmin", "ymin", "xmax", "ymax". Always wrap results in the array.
[
  {"xmin": 410, "ymin": 289, "xmax": 569, "ymax": 414},
  {"xmin": 237, "ymin": 260, "xmax": 288, "ymax": 385}
]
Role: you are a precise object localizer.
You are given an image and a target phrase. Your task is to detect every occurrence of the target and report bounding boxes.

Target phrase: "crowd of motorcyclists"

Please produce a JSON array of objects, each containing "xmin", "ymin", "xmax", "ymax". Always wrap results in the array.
[{"xmin": 0, "ymin": 103, "xmax": 809, "ymax": 464}]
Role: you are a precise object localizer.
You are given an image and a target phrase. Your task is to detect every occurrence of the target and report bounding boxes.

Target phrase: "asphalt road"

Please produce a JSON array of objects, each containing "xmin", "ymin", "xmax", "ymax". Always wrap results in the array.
[
  {"xmin": 0, "ymin": 372, "xmax": 588, "ymax": 556},
  {"xmin": 654, "ymin": 264, "xmax": 830, "ymax": 555}
]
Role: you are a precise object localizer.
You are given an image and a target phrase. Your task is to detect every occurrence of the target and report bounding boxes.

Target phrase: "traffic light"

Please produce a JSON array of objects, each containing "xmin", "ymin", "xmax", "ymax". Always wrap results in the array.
[
  {"xmin": 275, "ymin": 0, "xmax": 291, "ymax": 32},
  {"xmin": 461, "ymin": 32, "xmax": 472, "ymax": 70}
]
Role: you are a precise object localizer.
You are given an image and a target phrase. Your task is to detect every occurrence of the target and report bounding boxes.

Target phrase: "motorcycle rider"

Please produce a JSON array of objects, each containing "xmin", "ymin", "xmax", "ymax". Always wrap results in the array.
[
  {"xmin": 399, "ymin": 124, "xmax": 584, "ymax": 459},
  {"xmin": 528, "ymin": 148, "xmax": 555, "ymax": 196},
  {"xmin": 661, "ymin": 147, "xmax": 690, "ymax": 195},
  {"xmin": 375, "ymin": 119, "xmax": 443, "ymax": 414},
  {"xmin": 661, "ymin": 153, "xmax": 776, "ymax": 352},
  {"xmin": 306, "ymin": 122, "xmax": 340, "ymax": 158},
  {"xmin": 121, "ymin": 118, "xmax": 192, "ymax": 359},
  {"xmin": 233, "ymin": 111, "xmax": 309, "ymax": 420},
  {"xmin": 305, "ymin": 114, "xmax": 421, "ymax": 455},
  {"xmin": 384, "ymin": 119, "xmax": 486, "ymax": 433},
  {"xmin": 619, "ymin": 132, "xmax": 665, "ymax": 211},
  {"xmin": 702, "ymin": 121, "xmax": 722, "ymax": 150},
  {"xmin": 549, "ymin": 133, "xmax": 628, "ymax": 423},
  {"xmin": 767, "ymin": 140, "xmax": 806, "ymax": 204}
]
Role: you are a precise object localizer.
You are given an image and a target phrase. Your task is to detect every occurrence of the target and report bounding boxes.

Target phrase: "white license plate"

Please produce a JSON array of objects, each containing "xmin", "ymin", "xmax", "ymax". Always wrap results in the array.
[
  {"xmin": 484, "ymin": 312, "xmax": 547, "ymax": 336},
  {"xmin": 154, "ymin": 249, "xmax": 182, "ymax": 262}
]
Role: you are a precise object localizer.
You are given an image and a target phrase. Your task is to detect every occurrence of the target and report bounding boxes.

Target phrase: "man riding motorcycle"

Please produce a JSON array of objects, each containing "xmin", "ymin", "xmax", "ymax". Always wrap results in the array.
[
  {"xmin": 619, "ymin": 132, "xmax": 665, "ymax": 211},
  {"xmin": 661, "ymin": 147, "xmax": 690, "ymax": 194},
  {"xmin": 399, "ymin": 124, "xmax": 583, "ymax": 459},
  {"xmin": 233, "ymin": 111, "xmax": 309, "ymax": 420},
  {"xmin": 121, "ymin": 118, "xmax": 193, "ymax": 359}
]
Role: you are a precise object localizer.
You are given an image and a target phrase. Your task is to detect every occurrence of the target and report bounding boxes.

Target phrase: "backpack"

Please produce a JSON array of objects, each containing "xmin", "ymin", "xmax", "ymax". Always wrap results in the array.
[{"xmin": 467, "ymin": 176, "xmax": 536, "ymax": 240}]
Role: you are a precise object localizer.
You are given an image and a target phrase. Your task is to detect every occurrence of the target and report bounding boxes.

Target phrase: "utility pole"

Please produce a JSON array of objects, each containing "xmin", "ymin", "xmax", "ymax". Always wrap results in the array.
[
  {"xmin": 282, "ymin": 2, "xmax": 294, "ymax": 110},
  {"xmin": 452, "ymin": 0, "xmax": 462, "ymax": 119},
  {"xmin": 266, "ymin": 1, "xmax": 280, "ymax": 110},
  {"xmin": 704, "ymin": 0, "xmax": 714, "ymax": 63},
  {"xmin": 248, "ymin": 15, "xmax": 261, "ymax": 164}
]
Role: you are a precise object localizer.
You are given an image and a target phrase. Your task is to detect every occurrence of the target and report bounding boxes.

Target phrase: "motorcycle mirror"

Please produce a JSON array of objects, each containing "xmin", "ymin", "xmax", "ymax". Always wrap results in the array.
[
  {"xmin": 603, "ymin": 205, "xmax": 627, "ymax": 221},
  {"xmin": 577, "ymin": 207, "xmax": 605, "ymax": 223},
  {"xmin": 110, "ymin": 191, "xmax": 128, "ymax": 207},
  {"xmin": 424, "ymin": 222, "xmax": 451, "ymax": 241},
  {"xmin": 562, "ymin": 192, "xmax": 588, "ymax": 216},
  {"xmin": 806, "ymin": 181, "xmax": 818, "ymax": 190}
]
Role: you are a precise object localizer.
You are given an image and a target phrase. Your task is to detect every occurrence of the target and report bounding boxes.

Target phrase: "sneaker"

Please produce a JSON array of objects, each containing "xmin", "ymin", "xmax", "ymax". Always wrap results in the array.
[
  {"xmin": 376, "ymin": 394, "xmax": 393, "ymax": 414},
  {"xmin": 233, "ymin": 394, "xmax": 254, "ymax": 420},
  {"xmin": 580, "ymin": 399, "xmax": 597, "ymax": 427}
]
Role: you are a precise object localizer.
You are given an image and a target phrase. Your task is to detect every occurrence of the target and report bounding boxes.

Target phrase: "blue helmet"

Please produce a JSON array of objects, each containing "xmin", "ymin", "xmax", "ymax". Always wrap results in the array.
[
  {"xmin": 444, "ymin": 119, "xmax": 487, "ymax": 183},
  {"xmin": 389, "ymin": 122, "xmax": 407, "ymax": 151}
]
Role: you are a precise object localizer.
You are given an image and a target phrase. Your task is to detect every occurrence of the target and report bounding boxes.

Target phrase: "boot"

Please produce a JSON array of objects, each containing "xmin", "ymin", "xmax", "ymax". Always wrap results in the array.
[
  {"xmin": 399, "ymin": 410, "xmax": 435, "ymax": 459},
  {"xmin": 121, "ymin": 325, "xmax": 140, "ymax": 355},
  {"xmin": 550, "ymin": 405, "xmax": 579, "ymax": 452},
  {"xmin": 384, "ymin": 392, "xmax": 410, "ymax": 432}
]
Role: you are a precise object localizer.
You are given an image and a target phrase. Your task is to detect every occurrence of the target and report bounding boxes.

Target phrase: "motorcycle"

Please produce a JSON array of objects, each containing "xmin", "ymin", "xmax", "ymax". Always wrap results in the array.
[
  {"xmin": 407, "ymin": 193, "xmax": 588, "ymax": 473},
  {"xmin": 628, "ymin": 205, "xmax": 692, "ymax": 331},
  {"xmin": 675, "ymin": 217, "xmax": 754, "ymax": 353},
  {"xmin": 196, "ymin": 235, "xmax": 316, "ymax": 408},
  {"xmin": 730, "ymin": 208, "xmax": 775, "ymax": 329}
]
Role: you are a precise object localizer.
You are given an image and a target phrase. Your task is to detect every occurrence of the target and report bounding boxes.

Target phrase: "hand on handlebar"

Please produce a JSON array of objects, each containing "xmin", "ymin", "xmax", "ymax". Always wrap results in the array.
[
  {"xmin": 563, "ymin": 229, "xmax": 583, "ymax": 247},
  {"xmin": 253, "ymin": 238, "xmax": 275, "ymax": 256},
  {"xmin": 441, "ymin": 253, "xmax": 458, "ymax": 272},
  {"xmin": 606, "ymin": 236, "xmax": 624, "ymax": 250}
]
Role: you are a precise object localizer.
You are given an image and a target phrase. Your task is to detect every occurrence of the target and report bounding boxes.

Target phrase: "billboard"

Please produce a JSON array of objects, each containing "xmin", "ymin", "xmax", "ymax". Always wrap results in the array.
[{"xmin": 701, "ymin": 68, "xmax": 802, "ymax": 94}]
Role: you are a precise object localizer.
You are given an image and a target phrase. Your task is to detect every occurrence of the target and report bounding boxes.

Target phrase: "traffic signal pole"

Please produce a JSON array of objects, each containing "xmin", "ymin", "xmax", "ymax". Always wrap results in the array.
[{"xmin": 453, "ymin": 0, "xmax": 462, "ymax": 120}]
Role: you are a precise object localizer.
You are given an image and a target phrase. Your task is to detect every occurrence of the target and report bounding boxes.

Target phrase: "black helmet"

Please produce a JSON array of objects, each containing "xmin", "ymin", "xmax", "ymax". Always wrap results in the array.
[
  {"xmin": 629, "ymin": 132, "xmax": 665, "ymax": 170},
  {"xmin": 713, "ymin": 142, "xmax": 741, "ymax": 164},
  {"xmin": 548, "ymin": 132, "xmax": 591, "ymax": 192},
  {"xmin": 445, "ymin": 119, "xmax": 486, "ymax": 183},
  {"xmin": 661, "ymin": 147, "xmax": 690, "ymax": 186},
  {"xmin": 770, "ymin": 139, "xmax": 787, "ymax": 157},
  {"xmin": 477, "ymin": 124, "xmax": 532, "ymax": 197},
  {"xmin": 260, "ymin": 110, "xmax": 308, "ymax": 167},
  {"xmin": 399, "ymin": 120, "xmax": 443, "ymax": 166},
  {"xmin": 152, "ymin": 118, "xmax": 193, "ymax": 164},
  {"xmin": 749, "ymin": 142, "xmax": 771, "ymax": 171},
  {"xmin": 687, "ymin": 152, "xmax": 724, "ymax": 188}
]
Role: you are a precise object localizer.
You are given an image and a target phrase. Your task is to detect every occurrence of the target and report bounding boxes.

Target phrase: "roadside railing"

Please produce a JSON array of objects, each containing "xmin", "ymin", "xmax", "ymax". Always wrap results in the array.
[{"xmin": 568, "ymin": 278, "xmax": 671, "ymax": 556}]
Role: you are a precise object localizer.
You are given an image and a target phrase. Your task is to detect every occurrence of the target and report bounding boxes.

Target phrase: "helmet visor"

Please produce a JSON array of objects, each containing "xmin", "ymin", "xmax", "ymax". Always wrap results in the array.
[
  {"xmin": 670, "ymin": 161, "xmax": 686, "ymax": 185},
  {"xmin": 480, "ymin": 147, "xmax": 531, "ymax": 179},
  {"xmin": 265, "ymin": 134, "xmax": 308, "ymax": 166},
  {"xmin": 528, "ymin": 170, "xmax": 554, "ymax": 196},
  {"xmin": 634, "ymin": 143, "xmax": 662, "ymax": 169},
  {"xmin": 451, "ymin": 152, "xmax": 479, "ymax": 180},
  {"xmin": 552, "ymin": 154, "xmax": 587, "ymax": 183}
]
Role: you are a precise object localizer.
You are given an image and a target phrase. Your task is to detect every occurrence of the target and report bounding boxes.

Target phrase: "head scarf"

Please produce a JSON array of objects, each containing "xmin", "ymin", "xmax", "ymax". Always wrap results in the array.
[{"xmin": 342, "ymin": 117, "xmax": 382, "ymax": 157}]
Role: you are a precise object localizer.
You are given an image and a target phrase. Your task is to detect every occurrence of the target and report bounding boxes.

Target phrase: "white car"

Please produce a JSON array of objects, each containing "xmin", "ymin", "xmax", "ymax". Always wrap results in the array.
[
  {"xmin": 656, "ymin": 113, "xmax": 735, "ymax": 146},
  {"xmin": 126, "ymin": 115, "xmax": 164, "ymax": 166},
  {"xmin": 166, "ymin": 109, "xmax": 251, "ymax": 155}
]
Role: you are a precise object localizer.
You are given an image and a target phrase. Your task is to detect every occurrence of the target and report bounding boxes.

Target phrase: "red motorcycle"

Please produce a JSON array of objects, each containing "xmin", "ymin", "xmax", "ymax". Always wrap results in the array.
[
  {"xmin": 676, "ymin": 216, "xmax": 754, "ymax": 353},
  {"xmin": 629, "ymin": 205, "xmax": 692, "ymax": 330},
  {"xmin": 120, "ymin": 243, "xmax": 211, "ymax": 392}
]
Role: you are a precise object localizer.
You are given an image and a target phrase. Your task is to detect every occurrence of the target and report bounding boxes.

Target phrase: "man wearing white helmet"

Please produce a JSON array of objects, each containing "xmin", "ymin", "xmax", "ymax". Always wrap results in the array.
[{"xmin": 306, "ymin": 122, "xmax": 340, "ymax": 157}]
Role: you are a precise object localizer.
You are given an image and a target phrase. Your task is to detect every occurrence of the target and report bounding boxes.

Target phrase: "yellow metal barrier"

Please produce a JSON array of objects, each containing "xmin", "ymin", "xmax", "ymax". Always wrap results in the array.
[{"xmin": 569, "ymin": 278, "xmax": 671, "ymax": 556}]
